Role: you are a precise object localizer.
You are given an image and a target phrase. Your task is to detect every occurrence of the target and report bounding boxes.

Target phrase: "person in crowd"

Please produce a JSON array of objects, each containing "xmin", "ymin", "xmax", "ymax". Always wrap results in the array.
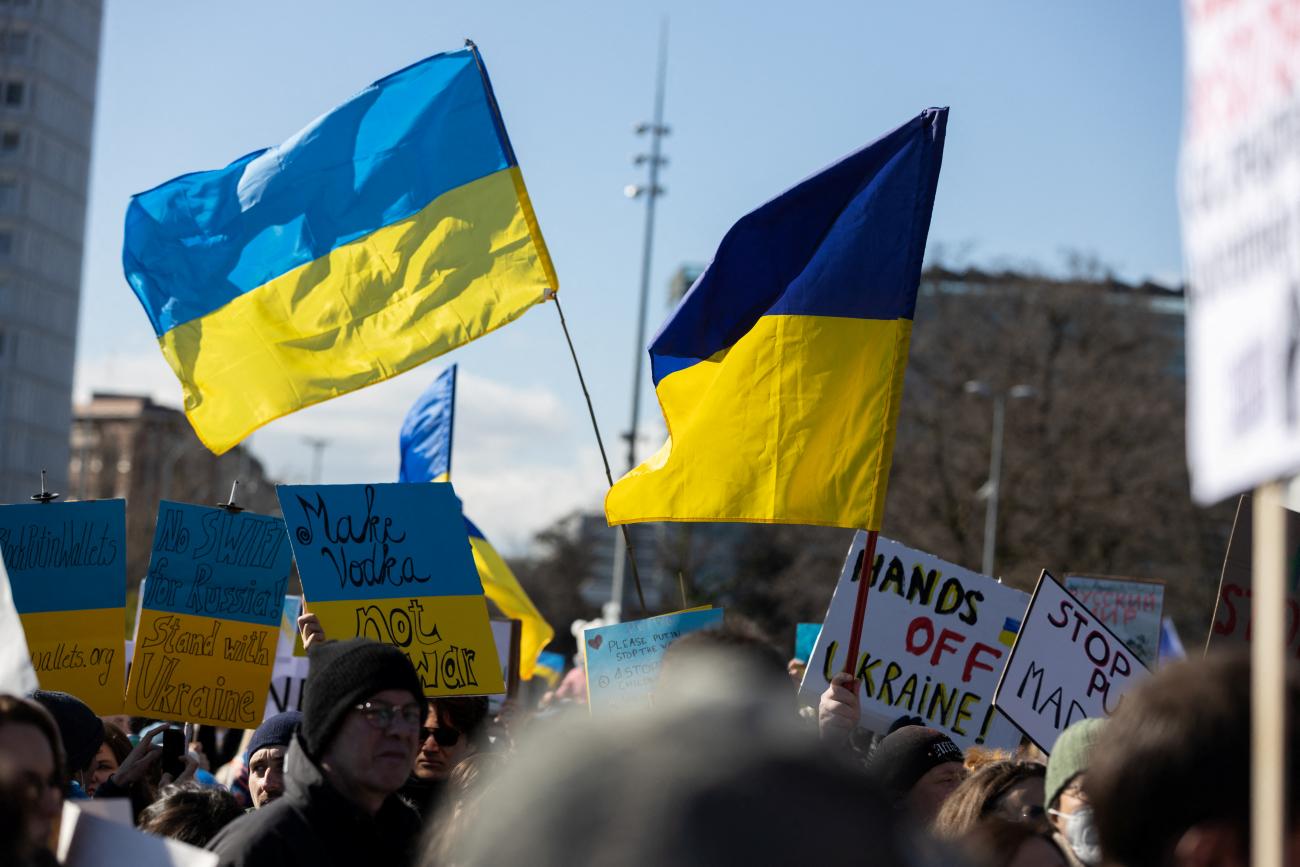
[
  {"xmin": 83, "ymin": 720, "xmax": 131, "ymax": 797},
  {"xmin": 139, "ymin": 782, "xmax": 244, "ymax": 847},
  {"xmin": 245, "ymin": 711, "xmax": 300, "ymax": 810},
  {"xmin": 1088, "ymin": 652, "xmax": 1300, "ymax": 866},
  {"xmin": 422, "ymin": 752, "xmax": 508, "ymax": 865},
  {"xmin": 1043, "ymin": 718, "xmax": 1105, "ymax": 866},
  {"xmin": 963, "ymin": 818, "xmax": 1068, "ymax": 867},
  {"xmin": 0, "ymin": 695, "xmax": 64, "ymax": 862},
  {"xmin": 817, "ymin": 671, "xmax": 865, "ymax": 747},
  {"xmin": 207, "ymin": 638, "xmax": 426, "ymax": 867},
  {"xmin": 867, "ymin": 724, "xmax": 968, "ymax": 824},
  {"xmin": 0, "ymin": 754, "xmax": 53, "ymax": 867},
  {"xmin": 401, "ymin": 697, "xmax": 489, "ymax": 819},
  {"xmin": 29, "ymin": 690, "xmax": 102, "ymax": 797},
  {"xmin": 433, "ymin": 652, "xmax": 920, "ymax": 867},
  {"xmin": 933, "ymin": 760, "xmax": 1047, "ymax": 840},
  {"xmin": 659, "ymin": 619, "xmax": 790, "ymax": 687}
]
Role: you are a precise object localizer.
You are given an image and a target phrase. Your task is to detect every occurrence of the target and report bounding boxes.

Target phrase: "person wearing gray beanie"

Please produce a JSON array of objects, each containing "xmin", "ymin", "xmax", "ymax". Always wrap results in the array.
[
  {"xmin": 208, "ymin": 639, "xmax": 427, "ymax": 867},
  {"xmin": 1045, "ymin": 717, "xmax": 1106, "ymax": 867}
]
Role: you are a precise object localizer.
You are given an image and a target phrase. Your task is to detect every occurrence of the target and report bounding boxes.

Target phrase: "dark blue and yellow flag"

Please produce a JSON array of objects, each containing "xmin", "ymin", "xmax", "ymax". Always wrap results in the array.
[
  {"xmin": 606, "ymin": 109, "xmax": 947, "ymax": 530},
  {"xmin": 398, "ymin": 364, "xmax": 555, "ymax": 680},
  {"xmin": 123, "ymin": 45, "xmax": 556, "ymax": 454}
]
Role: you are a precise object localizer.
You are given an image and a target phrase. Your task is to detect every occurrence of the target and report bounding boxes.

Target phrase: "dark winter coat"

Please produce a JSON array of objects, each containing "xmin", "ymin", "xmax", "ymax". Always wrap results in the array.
[{"xmin": 206, "ymin": 734, "xmax": 422, "ymax": 867}]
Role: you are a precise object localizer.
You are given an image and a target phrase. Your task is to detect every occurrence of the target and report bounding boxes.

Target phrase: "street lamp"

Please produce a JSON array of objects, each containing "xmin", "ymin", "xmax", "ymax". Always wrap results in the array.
[{"xmin": 964, "ymin": 380, "xmax": 1036, "ymax": 577}]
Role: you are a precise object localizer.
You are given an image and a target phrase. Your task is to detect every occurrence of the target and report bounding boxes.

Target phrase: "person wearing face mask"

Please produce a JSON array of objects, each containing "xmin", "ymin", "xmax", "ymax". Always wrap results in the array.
[{"xmin": 1044, "ymin": 718, "xmax": 1105, "ymax": 867}]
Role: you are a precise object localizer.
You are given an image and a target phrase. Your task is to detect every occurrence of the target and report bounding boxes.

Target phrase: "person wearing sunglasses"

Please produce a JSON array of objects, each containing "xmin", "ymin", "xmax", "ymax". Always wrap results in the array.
[
  {"xmin": 402, "ymin": 696, "xmax": 489, "ymax": 819},
  {"xmin": 209, "ymin": 638, "xmax": 427, "ymax": 867}
]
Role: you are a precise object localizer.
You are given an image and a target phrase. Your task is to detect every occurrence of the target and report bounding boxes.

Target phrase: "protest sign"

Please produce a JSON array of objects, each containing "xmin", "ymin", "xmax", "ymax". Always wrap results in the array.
[
  {"xmin": 1063, "ymin": 574, "xmax": 1164, "ymax": 668},
  {"xmin": 0, "ymin": 500, "xmax": 127, "ymax": 714},
  {"xmin": 263, "ymin": 596, "xmax": 309, "ymax": 719},
  {"xmin": 0, "ymin": 549, "xmax": 37, "ymax": 697},
  {"xmin": 59, "ymin": 800, "xmax": 217, "ymax": 867},
  {"xmin": 994, "ymin": 571, "xmax": 1150, "ymax": 752},
  {"xmin": 488, "ymin": 619, "xmax": 521, "ymax": 713},
  {"xmin": 794, "ymin": 622, "xmax": 821, "ymax": 663},
  {"xmin": 584, "ymin": 608, "xmax": 724, "ymax": 714},
  {"xmin": 278, "ymin": 482, "xmax": 503, "ymax": 695},
  {"xmin": 124, "ymin": 501, "xmax": 292, "ymax": 729},
  {"xmin": 1207, "ymin": 495, "xmax": 1300, "ymax": 654},
  {"xmin": 798, "ymin": 533, "xmax": 1026, "ymax": 750},
  {"xmin": 1182, "ymin": 0, "xmax": 1300, "ymax": 502}
]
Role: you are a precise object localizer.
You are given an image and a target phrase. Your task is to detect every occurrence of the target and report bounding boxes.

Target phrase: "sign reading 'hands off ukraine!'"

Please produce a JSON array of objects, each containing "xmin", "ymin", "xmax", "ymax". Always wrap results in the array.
[{"xmin": 278, "ymin": 483, "xmax": 503, "ymax": 696}]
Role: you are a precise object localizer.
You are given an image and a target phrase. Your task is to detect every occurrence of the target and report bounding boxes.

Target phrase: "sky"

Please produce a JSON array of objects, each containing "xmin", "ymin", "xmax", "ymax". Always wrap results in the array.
[{"xmin": 74, "ymin": 1, "xmax": 1186, "ymax": 553}]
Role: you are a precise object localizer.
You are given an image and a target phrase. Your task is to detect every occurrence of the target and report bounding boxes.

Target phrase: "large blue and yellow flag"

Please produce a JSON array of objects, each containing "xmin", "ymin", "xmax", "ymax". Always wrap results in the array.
[
  {"xmin": 606, "ymin": 109, "xmax": 948, "ymax": 531},
  {"xmin": 398, "ymin": 365, "xmax": 555, "ymax": 680},
  {"xmin": 123, "ymin": 45, "xmax": 557, "ymax": 454}
]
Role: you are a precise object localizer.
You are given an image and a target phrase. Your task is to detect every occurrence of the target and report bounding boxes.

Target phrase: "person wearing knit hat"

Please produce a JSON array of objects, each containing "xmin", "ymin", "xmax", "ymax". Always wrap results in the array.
[
  {"xmin": 208, "ymin": 638, "xmax": 427, "ymax": 867},
  {"xmin": 30, "ymin": 690, "xmax": 103, "ymax": 785},
  {"xmin": 1045, "ymin": 717, "xmax": 1106, "ymax": 867},
  {"xmin": 245, "ymin": 711, "xmax": 301, "ymax": 810},
  {"xmin": 867, "ymin": 725, "xmax": 967, "ymax": 824}
]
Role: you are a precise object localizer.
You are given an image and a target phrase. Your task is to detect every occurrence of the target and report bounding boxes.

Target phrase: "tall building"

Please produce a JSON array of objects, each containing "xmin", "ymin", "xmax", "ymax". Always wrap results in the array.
[
  {"xmin": 69, "ymin": 392, "xmax": 280, "ymax": 590},
  {"xmin": 0, "ymin": 0, "xmax": 103, "ymax": 503}
]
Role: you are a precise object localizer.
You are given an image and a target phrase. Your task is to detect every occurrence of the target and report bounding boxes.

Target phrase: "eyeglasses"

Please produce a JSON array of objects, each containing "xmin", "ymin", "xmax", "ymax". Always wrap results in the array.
[
  {"xmin": 353, "ymin": 700, "xmax": 423, "ymax": 731},
  {"xmin": 419, "ymin": 726, "xmax": 461, "ymax": 748}
]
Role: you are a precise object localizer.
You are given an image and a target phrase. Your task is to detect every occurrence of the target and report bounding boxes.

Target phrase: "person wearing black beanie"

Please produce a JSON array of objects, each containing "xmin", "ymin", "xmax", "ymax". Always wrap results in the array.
[
  {"xmin": 867, "ymin": 725, "xmax": 967, "ymax": 825},
  {"xmin": 208, "ymin": 638, "xmax": 427, "ymax": 867},
  {"xmin": 30, "ymin": 690, "xmax": 104, "ymax": 785},
  {"xmin": 245, "ymin": 711, "xmax": 301, "ymax": 810}
]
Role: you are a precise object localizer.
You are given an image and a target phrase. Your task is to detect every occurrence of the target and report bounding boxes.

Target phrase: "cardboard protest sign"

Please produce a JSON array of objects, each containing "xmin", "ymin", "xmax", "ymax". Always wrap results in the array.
[
  {"xmin": 794, "ymin": 622, "xmax": 821, "ymax": 663},
  {"xmin": 488, "ymin": 619, "xmax": 522, "ymax": 713},
  {"xmin": 798, "ymin": 533, "xmax": 1027, "ymax": 750},
  {"xmin": 584, "ymin": 608, "xmax": 724, "ymax": 714},
  {"xmin": 124, "ymin": 502, "xmax": 292, "ymax": 728},
  {"xmin": 0, "ymin": 500, "xmax": 127, "ymax": 714},
  {"xmin": 1207, "ymin": 495, "xmax": 1300, "ymax": 654},
  {"xmin": 278, "ymin": 483, "xmax": 503, "ymax": 696},
  {"xmin": 994, "ymin": 571, "xmax": 1150, "ymax": 752},
  {"xmin": 1063, "ymin": 575, "xmax": 1164, "ymax": 669},
  {"xmin": 263, "ymin": 596, "xmax": 308, "ymax": 719},
  {"xmin": 0, "ymin": 549, "xmax": 37, "ymax": 697}
]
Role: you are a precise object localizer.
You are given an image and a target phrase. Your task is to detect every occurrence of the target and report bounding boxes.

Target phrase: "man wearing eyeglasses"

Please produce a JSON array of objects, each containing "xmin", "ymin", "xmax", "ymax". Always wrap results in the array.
[{"xmin": 209, "ymin": 638, "xmax": 426, "ymax": 867}]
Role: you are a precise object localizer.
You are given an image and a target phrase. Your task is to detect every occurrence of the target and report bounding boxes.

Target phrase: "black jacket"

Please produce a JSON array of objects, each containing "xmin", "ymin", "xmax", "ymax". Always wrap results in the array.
[{"xmin": 207, "ymin": 734, "xmax": 423, "ymax": 867}]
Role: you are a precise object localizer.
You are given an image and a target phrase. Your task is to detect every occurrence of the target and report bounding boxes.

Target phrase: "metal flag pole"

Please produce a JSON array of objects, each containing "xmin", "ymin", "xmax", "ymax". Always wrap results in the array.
[
  {"xmin": 31, "ymin": 469, "xmax": 58, "ymax": 504},
  {"xmin": 217, "ymin": 479, "xmax": 244, "ymax": 513}
]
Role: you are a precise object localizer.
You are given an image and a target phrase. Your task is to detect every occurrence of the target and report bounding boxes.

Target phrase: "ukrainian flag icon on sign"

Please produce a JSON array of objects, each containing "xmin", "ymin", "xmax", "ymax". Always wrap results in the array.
[{"xmin": 998, "ymin": 617, "xmax": 1020, "ymax": 647}]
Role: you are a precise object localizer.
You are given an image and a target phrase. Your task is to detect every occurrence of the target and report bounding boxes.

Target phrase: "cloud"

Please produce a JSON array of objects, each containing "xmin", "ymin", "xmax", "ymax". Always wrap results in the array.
[{"xmin": 72, "ymin": 351, "xmax": 609, "ymax": 554}]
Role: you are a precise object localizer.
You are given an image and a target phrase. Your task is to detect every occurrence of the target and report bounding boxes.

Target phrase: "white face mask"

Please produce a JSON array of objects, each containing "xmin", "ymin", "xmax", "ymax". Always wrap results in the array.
[{"xmin": 1049, "ymin": 805, "xmax": 1103, "ymax": 866}]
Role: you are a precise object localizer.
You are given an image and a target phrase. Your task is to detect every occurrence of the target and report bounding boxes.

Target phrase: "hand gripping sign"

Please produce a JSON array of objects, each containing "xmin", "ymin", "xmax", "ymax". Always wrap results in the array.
[
  {"xmin": 993, "ymin": 571, "xmax": 1150, "ymax": 753},
  {"xmin": 798, "ymin": 533, "xmax": 1028, "ymax": 750}
]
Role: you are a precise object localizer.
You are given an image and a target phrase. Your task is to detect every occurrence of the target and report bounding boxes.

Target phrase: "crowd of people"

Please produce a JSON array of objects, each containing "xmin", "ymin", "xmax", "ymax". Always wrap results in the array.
[{"xmin": 0, "ymin": 613, "xmax": 1295, "ymax": 866}]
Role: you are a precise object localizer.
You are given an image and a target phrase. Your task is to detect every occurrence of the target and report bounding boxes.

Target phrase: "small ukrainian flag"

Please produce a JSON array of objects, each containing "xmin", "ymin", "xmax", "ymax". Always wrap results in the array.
[{"xmin": 999, "ymin": 617, "xmax": 1020, "ymax": 647}]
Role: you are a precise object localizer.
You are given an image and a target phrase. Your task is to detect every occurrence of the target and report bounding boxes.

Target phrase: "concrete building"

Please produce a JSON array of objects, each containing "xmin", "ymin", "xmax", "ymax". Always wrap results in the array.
[
  {"xmin": 69, "ymin": 392, "xmax": 280, "ymax": 588},
  {"xmin": 0, "ymin": 0, "xmax": 103, "ymax": 503}
]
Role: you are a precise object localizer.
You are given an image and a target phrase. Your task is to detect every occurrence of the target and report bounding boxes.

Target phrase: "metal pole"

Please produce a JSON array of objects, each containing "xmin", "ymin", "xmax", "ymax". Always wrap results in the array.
[
  {"xmin": 981, "ymin": 393, "xmax": 1006, "ymax": 577},
  {"xmin": 304, "ymin": 437, "xmax": 328, "ymax": 484},
  {"xmin": 1251, "ymin": 480, "xmax": 1286, "ymax": 867}
]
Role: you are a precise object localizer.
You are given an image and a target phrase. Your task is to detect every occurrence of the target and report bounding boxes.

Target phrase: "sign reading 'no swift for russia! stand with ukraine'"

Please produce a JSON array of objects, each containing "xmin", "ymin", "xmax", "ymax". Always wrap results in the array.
[
  {"xmin": 277, "ymin": 483, "xmax": 503, "ymax": 696},
  {"xmin": 124, "ymin": 502, "xmax": 292, "ymax": 729},
  {"xmin": 0, "ymin": 500, "xmax": 127, "ymax": 715}
]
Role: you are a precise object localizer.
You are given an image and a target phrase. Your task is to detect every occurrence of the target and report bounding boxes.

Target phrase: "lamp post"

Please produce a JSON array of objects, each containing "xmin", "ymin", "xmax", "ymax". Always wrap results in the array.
[{"xmin": 964, "ymin": 381, "xmax": 1035, "ymax": 577}]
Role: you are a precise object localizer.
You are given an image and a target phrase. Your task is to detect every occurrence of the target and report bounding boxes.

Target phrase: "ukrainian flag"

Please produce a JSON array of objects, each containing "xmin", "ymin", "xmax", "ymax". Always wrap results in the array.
[
  {"xmin": 606, "ymin": 109, "xmax": 948, "ymax": 530},
  {"xmin": 533, "ymin": 650, "xmax": 567, "ymax": 689},
  {"xmin": 398, "ymin": 364, "xmax": 556, "ymax": 680},
  {"xmin": 123, "ymin": 45, "xmax": 557, "ymax": 454}
]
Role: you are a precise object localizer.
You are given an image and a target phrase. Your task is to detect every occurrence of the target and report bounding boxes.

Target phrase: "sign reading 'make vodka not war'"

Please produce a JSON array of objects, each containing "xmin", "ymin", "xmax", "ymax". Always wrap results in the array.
[
  {"xmin": 278, "ymin": 483, "xmax": 503, "ymax": 696},
  {"xmin": 125, "ymin": 502, "xmax": 291, "ymax": 728},
  {"xmin": 0, "ymin": 500, "xmax": 127, "ymax": 715},
  {"xmin": 798, "ymin": 533, "xmax": 1027, "ymax": 751}
]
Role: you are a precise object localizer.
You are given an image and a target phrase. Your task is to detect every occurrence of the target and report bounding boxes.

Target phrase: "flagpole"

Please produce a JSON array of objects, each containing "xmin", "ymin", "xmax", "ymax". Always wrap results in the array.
[
  {"xmin": 551, "ymin": 294, "xmax": 649, "ymax": 614},
  {"xmin": 841, "ymin": 530, "xmax": 880, "ymax": 677}
]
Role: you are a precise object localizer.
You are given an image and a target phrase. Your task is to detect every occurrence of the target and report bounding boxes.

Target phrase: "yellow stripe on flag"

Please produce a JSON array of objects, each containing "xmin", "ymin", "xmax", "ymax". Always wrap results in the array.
[
  {"xmin": 21, "ymin": 608, "xmax": 126, "ymax": 716},
  {"xmin": 469, "ymin": 535, "xmax": 554, "ymax": 680}
]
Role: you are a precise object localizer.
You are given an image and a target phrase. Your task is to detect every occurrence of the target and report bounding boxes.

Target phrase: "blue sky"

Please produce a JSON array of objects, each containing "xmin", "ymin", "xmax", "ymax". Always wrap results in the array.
[{"xmin": 75, "ymin": 1, "xmax": 1185, "ymax": 551}]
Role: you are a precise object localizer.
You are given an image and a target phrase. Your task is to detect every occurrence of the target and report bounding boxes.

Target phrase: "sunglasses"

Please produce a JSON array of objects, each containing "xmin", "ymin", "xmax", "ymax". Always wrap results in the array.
[{"xmin": 419, "ymin": 726, "xmax": 461, "ymax": 748}]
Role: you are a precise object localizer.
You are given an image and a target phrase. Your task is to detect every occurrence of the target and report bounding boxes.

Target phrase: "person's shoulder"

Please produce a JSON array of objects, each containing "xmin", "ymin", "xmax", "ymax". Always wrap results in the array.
[{"xmin": 207, "ymin": 799, "xmax": 305, "ymax": 864}]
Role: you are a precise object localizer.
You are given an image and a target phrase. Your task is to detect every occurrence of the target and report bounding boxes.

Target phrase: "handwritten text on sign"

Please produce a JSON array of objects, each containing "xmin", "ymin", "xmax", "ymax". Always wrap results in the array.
[
  {"xmin": 797, "ymin": 533, "xmax": 1026, "ymax": 750},
  {"xmin": 994, "ymin": 572, "xmax": 1149, "ymax": 753},
  {"xmin": 125, "ymin": 502, "xmax": 291, "ymax": 728},
  {"xmin": 1063, "ymin": 575, "xmax": 1164, "ymax": 669},
  {"xmin": 0, "ymin": 500, "xmax": 127, "ymax": 715},
  {"xmin": 277, "ymin": 483, "xmax": 502, "ymax": 696},
  {"xmin": 584, "ymin": 608, "xmax": 724, "ymax": 714},
  {"xmin": 1209, "ymin": 496, "xmax": 1300, "ymax": 656}
]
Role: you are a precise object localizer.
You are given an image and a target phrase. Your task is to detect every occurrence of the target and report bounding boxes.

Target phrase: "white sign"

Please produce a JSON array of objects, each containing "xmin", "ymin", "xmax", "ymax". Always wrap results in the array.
[
  {"xmin": 1063, "ymin": 575, "xmax": 1164, "ymax": 669},
  {"xmin": 1182, "ymin": 0, "xmax": 1300, "ymax": 502},
  {"xmin": 0, "ymin": 550, "xmax": 36, "ymax": 696},
  {"xmin": 994, "ymin": 572, "xmax": 1150, "ymax": 753},
  {"xmin": 264, "ymin": 596, "xmax": 307, "ymax": 720},
  {"xmin": 798, "ymin": 533, "xmax": 1028, "ymax": 751},
  {"xmin": 59, "ymin": 800, "xmax": 217, "ymax": 867}
]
